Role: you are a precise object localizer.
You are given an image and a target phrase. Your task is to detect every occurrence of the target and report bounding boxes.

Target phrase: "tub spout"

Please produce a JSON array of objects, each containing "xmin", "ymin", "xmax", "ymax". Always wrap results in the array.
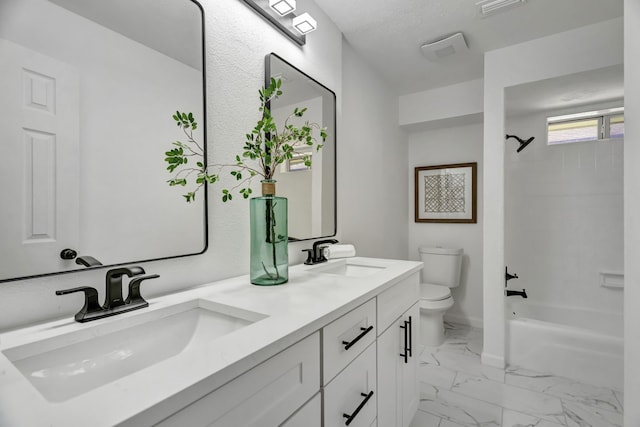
[{"xmin": 506, "ymin": 289, "xmax": 528, "ymax": 298}]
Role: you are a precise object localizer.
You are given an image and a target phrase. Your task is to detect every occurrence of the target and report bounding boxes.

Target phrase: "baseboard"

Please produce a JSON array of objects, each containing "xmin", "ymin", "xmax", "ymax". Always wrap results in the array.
[
  {"xmin": 444, "ymin": 313, "xmax": 483, "ymax": 329},
  {"xmin": 481, "ymin": 351, "xmax": 505, "ymax": 369}
]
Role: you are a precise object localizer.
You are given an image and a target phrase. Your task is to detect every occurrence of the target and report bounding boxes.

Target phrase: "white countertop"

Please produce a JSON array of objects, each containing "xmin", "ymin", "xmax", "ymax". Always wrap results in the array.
[{"xmin": 0, "ymin": 257, "xmax": 422, "ymax": 427}]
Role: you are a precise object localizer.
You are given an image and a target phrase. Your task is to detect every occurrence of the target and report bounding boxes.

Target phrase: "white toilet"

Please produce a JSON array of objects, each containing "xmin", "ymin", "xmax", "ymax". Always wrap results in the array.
[{"xmin": 419, "ymin": 246, "xmax": 463, "ymax": 347}]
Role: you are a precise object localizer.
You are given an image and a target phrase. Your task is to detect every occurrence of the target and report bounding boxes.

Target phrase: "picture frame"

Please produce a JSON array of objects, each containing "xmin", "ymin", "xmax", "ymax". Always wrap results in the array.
[{"xmin": 414, "ymin": 162, "xmax": 477, "ymax": 223}]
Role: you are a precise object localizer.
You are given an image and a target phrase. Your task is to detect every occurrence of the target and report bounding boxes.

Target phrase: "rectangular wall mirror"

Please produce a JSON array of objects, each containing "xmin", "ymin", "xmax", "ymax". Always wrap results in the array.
[
  {"xmin": 0, "ymin": 0, "xmax": 207, "ymax": 282},
  {"xmin": 266, "ymin": 53, "xmax": 336, "ymax": 241}
]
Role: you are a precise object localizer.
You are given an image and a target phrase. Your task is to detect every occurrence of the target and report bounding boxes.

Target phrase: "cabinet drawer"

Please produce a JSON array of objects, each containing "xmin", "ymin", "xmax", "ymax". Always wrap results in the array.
[
  {"xmin": 324, "ymin": 342, "xmax": 377, "ymax": 427},
  {"xmin": 377, "ymin": 273, "xmax": 419, "ymax": 335},
  {"xmin": 323, "ymin": 298, "xmax": 376, "ymax": 385},
  {"xmin": 157, "ymin": 332, "xmax": 320, "ymax": 427},
  {"xmin": 281, "ymin": 393, "xmax": 321, "ymax": 427}
]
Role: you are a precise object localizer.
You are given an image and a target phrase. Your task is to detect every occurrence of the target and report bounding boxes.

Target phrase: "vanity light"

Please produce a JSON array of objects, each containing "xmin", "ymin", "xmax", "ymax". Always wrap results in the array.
[
  {"xmin": 240, "ymin": 0, "xmax": 306, "ymax": 45},
  {"xmin": 292, "ymin": 12, "xmax": 317, "ymax": 34},
  {"xmin": 269, "ymin": 0, "xmax": 296, "ymax": 16}
]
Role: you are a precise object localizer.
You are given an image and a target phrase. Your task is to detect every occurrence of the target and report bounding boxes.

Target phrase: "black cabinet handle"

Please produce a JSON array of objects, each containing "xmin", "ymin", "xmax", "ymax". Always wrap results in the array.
[
  {"xmin": 343, "ymin": 391, "xmax": 374, "ymax": 426},
  {"xmin": 400, "ymin": 320, "xmax": 409, "ymax": 363},
  {"xmin": 408, "ymin": 315, "xmax": 413, "ymax": 358},
  {"xmin": 342, "ymin": 325, "xmax": 373, "ymax": 350}
]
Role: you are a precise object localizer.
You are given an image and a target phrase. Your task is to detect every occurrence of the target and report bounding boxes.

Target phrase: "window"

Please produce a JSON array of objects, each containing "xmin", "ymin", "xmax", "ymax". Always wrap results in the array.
[{"xmin": 547, "ymin": 107, "xmax": 624, "ymax": 145}]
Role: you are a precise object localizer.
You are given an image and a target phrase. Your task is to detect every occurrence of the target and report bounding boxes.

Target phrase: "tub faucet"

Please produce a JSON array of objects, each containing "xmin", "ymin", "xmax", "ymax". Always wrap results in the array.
[{"xmin": 506, "ymin": 289, "xmax": 528, "ymax": 298}]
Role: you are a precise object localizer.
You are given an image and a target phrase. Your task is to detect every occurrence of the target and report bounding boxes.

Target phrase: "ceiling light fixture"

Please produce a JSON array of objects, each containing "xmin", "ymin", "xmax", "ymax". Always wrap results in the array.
[
  {"xmin": 292, "ymin": 13, "xmax": 317, "ymax": 34},
  {"xmin": 269, "ymin": 0, "xmax": 296, "ymax": 16},
  {"xmin": 476, "ymin": 0, "xmax": 526, "ymax": 17}
]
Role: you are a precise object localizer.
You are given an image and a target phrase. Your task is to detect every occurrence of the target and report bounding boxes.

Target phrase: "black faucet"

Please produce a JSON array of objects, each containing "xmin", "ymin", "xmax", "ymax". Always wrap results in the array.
[
  {"xmin": 506, "ymin": 289, "xmax": 528, "ymax": 298},
  {"xmin": 303, "ymin": 239, "xmax": 339, "ymax": 265},
  {"xmin": 104, "ymin": 266, "xmax": 145, "ymax": 309},
  {"xmin": 56, "ymin": 266, "xmax": 159, "ymax": 322}
]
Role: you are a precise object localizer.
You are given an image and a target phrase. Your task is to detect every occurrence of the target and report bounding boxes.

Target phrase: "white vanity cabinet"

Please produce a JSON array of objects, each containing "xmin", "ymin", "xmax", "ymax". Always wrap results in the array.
[
  {"xmin": 324, "ymin": 342, "xmax": 377, "ymax": 427},
  {"xmin": 281, "ymin": 393, "xmax": 322, "ymax": 427},
  {"xmin": 322, "ymin": 298, "xmax": 377, "ymax": 385},
  {"xmin": 321, "ymin": 273, "xmax": 420, "ymax": 427},
  {"xmin": 0, "ymin": 258, "xmax": 425, "ymax": 427},
  {"xmin": 322, "ymin": 299, "xmax": 378, "ymax": 427},
  {"xmin": 156, "ymin": 332, "xmax": 320, "ymax": 427},
  {"xmin": 376, "ymin": 274, "xmax": 420, "ymax": 427},
  {"xmin": 377, "ymin": 302, "xmax": 420, "ymax": 427}
]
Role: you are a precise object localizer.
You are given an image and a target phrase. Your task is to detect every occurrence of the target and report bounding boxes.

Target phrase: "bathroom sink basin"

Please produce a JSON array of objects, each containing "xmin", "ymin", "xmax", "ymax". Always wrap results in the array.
[
  {"xmin": 308, "ymin": 259, "xmax": 387, "ymax": 277},
  {"xmin": 2, "ymin": 299, "xmax": 267, "ymax": 402}
]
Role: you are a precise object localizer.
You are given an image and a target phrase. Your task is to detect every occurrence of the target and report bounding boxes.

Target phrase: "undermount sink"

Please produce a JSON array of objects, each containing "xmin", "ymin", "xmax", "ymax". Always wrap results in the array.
[
  {"xmin": 308, "ymin": 259, "xmax": 387, "ymax": 277},
  {"xmin": 2, "ymin": 299, "xmax": 267, "ymax": 402}
]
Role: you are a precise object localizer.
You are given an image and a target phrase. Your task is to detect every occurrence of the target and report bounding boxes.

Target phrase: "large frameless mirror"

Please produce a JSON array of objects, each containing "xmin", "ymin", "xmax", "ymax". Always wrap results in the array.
[
  {"xmin": 0, "ymin": 0, "xmax": 207, "ymax": 282},
  {"xmin": 266, "ymin": 53, "xmax": 337, "ymax": 241}
]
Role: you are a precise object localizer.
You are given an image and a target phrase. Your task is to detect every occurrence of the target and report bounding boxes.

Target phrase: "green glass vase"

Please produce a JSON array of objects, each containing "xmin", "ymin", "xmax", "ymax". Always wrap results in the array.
[{"xmin": 250, "ymin": 180, "xmax": 288, "ymax": 285}]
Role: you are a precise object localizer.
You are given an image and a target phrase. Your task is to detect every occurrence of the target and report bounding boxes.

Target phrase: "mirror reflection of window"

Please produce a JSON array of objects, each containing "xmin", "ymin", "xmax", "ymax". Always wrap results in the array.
[{"xmin": 281, "ymin": 151, "xmax": 312, "ymax": 173}]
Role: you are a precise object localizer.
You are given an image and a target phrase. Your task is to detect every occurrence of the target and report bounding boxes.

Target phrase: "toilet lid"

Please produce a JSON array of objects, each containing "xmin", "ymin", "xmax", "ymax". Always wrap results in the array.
[{"xmin": 422, "ymin": 284, "xmax": 452, "ymax": 301}]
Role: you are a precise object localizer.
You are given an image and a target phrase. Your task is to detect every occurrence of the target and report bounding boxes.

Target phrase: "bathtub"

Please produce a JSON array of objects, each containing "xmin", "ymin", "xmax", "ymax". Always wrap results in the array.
[{"xmin": 505, "ymin": 299, "xmax": 623, "ymax": 390}]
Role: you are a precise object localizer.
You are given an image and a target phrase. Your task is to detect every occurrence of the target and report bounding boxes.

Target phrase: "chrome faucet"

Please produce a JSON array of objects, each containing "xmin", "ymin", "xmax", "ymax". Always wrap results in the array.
[
  {"xmin": 303, "ymin": 239, "xmax": 339, "ymax": 265},
  {"xmin": 56, "ymin": 266, "xmax": 159, "ymax": 322}
]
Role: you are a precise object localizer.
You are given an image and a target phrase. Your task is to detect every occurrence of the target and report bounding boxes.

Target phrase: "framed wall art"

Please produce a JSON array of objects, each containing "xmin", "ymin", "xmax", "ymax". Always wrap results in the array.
[{"xmin": 414, "ymin": 162, "xmax": 477, "ymax": 223}]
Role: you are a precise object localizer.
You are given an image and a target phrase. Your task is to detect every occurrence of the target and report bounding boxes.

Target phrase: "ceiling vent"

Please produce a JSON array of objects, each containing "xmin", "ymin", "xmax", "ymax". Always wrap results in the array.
[
  {"xmin": 420, "ymin": 32, "xmax": 468, "ymax": 61},
  {"xmin": 476, "ymin": 0, "xmax": 526, "ymax": 17}
]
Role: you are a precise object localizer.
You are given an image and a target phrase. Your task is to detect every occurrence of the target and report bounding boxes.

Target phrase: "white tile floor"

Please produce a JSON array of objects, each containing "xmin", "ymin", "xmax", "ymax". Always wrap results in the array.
[{"xmin": 409, "ymin": 323, "xmax": 624, "ymax": 427}]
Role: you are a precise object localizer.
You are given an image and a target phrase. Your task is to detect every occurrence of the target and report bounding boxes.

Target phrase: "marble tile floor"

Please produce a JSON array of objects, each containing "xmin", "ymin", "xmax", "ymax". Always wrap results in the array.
[{"xmin": 409, "ymin": 323, "xmax": 624, "ymax": 427}]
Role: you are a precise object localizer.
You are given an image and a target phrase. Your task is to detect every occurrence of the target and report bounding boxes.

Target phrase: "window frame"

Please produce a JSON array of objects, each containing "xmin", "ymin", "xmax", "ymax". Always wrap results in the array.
[{"xmin": 546, "ymin": 107, "xmax": 624, "ymax": 145}]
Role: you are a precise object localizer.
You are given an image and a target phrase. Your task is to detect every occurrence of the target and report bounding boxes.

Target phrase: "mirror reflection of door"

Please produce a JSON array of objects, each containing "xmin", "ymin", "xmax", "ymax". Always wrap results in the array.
[
  {"xmin": 0, "ymin": 39, "xmax": 80, "ymax": 279},
  {"xmin": 0, "ymin": 0, "xmax": 206, "ymax": 282}
]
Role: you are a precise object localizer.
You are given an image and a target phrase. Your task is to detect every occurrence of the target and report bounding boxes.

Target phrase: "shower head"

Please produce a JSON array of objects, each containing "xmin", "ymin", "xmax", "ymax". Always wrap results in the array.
[{"xmin": 506, "ymin": 134, "xmax": 535, "ymax": 153}]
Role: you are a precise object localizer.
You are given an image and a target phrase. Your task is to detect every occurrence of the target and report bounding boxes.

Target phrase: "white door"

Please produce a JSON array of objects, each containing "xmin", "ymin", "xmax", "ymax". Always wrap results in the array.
[{"xmin": 0, "ymin": 38, "xmax": 80, "ymax": 279}]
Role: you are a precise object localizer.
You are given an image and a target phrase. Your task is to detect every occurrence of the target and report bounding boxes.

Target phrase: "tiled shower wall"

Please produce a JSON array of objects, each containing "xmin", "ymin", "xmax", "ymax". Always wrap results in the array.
[{"xmin": 505, "ymin": 104, "xmax": 624, "ymax": 315}]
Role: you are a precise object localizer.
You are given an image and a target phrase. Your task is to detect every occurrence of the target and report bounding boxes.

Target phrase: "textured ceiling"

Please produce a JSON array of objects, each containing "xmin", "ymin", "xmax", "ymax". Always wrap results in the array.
[
  {"xmin": 314, "ymin": 0, "xmax": 624, "ymax": 95},
  {"xmin": 505, "ymin": 64, "xmax": 624, "ymax": 117}
]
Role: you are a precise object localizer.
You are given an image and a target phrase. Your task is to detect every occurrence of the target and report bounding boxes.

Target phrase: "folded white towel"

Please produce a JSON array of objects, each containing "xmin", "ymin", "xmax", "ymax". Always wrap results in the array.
[{"xmin": 323, "ymin": 244, "xmax": 356, "ymax": 259}]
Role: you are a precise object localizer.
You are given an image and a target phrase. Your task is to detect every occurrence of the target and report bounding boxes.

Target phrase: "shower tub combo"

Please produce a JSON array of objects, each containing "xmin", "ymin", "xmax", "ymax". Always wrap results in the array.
[{"xmin": 505, "ymin": 299, "xmax": 623, "ymax": 390}]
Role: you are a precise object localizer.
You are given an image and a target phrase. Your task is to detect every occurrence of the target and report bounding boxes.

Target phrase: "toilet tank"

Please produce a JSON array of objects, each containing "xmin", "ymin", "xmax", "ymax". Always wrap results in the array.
[{"xmin": 419, "ymin": 246, "xmax": 463, "ymax": 288}]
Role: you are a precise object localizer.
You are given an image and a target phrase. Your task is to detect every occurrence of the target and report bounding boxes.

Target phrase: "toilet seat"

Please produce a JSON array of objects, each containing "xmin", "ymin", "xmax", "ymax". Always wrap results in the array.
[{"xmin": 421, "ymin": 284, "xmax": 451, "ymax": 301}]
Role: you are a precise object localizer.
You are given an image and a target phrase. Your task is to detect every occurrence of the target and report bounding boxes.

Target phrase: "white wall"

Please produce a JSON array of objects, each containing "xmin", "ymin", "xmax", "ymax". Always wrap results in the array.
[
  {"xmin": 408, "ymin": 123, "xmax": 484, "ymax": 327},
  {"xmin": 399, "ymin": 79, "xmax": 484, "ymax": 128},
  {"xmin": 505, "ymin": 106, "xmax": 623, "ymax": 315},
  {"xmin": 483, "ymin": 18, "xmax": 623, "ymax": 368},
  {"xmin": 340, "ymin": 43, "xmax": 408, "ymax": 260},
  {"xmin": 0, "ymin": 0, "xmax": 344, "ymax": 331},
  {"xmin": 624, "ymin": 0, "xmax": 640, "ymax": 423}
]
